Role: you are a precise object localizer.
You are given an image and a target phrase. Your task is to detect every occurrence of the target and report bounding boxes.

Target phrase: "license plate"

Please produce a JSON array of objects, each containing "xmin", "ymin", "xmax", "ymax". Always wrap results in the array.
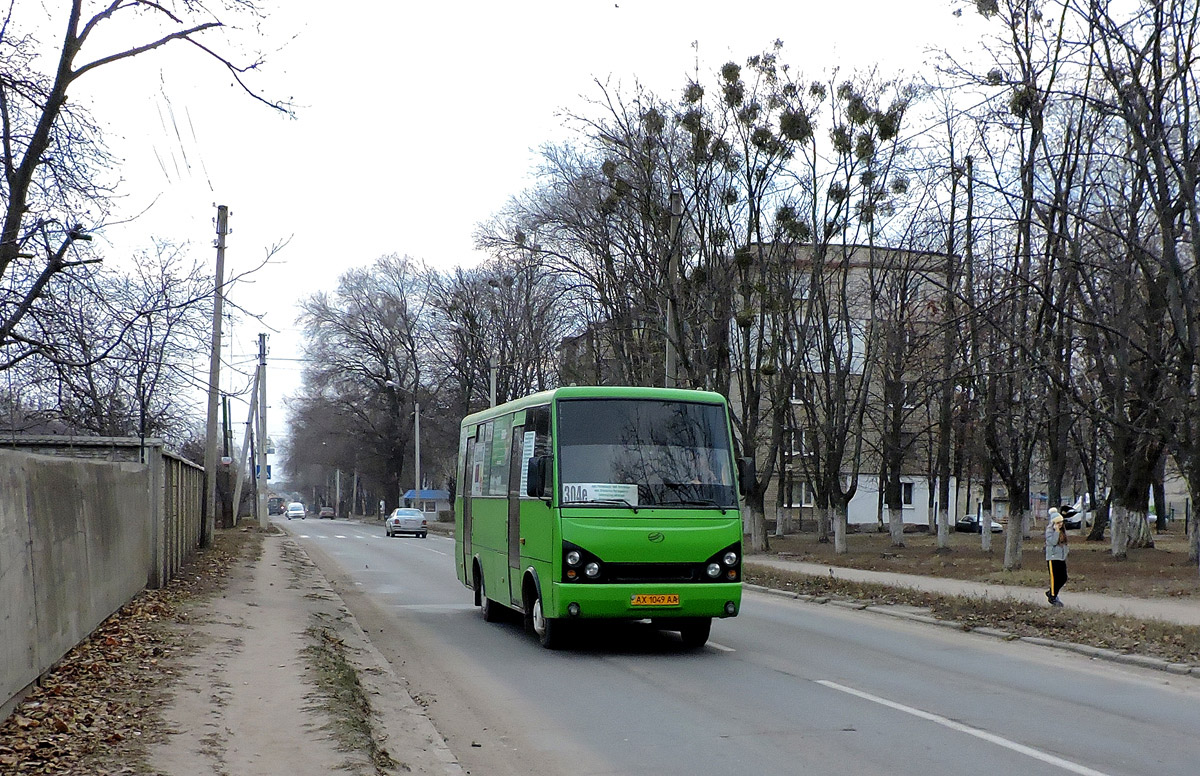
[{"xmin": 631, "ymin": 594, "xmax": 679, "ymax": 606}]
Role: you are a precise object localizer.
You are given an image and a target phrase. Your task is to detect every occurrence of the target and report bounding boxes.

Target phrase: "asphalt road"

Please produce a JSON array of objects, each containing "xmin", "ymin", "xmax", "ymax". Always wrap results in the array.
[{"xmin": 282, "ymin": 517, "xmax": 1200, "ymax": 776}]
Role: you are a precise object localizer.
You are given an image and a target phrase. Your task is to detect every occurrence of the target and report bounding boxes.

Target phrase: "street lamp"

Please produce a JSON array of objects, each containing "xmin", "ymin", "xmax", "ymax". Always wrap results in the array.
[{"xmin": 384, "ymin": 379, "xmax": 420, "ymax": 509}]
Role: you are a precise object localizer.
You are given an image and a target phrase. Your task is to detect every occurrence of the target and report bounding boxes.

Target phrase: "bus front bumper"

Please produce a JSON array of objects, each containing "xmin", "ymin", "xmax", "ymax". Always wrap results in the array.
[{"xmin": 547, "ymin": 582, "xmax": 741, "ymax": 620}]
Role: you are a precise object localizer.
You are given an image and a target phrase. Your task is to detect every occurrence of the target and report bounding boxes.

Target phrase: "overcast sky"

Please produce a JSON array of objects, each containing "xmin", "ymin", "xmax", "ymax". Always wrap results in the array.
[{"xmin": 52, "ymin": 0, "xmax": 986, "ymax": 443}]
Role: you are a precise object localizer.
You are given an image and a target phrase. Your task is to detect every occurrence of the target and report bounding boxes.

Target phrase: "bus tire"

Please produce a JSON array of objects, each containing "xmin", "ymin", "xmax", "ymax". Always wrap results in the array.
[
  {"xmin": 530, "ymin": 593, "xmax": 565, "ymax": 649},
  {"xmin": 479, "ymin": 573, "xmax": 503, "ymax": 623},
  {"xmin": 678, "ymin": 618, "xmax": 711, "ymax": 649}
]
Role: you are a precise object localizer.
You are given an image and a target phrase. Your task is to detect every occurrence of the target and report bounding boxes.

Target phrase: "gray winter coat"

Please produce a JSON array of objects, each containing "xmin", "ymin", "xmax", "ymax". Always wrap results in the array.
[{"xmin": 1045, "ymin": 523, "xmax": 1069, "ymax": 561}]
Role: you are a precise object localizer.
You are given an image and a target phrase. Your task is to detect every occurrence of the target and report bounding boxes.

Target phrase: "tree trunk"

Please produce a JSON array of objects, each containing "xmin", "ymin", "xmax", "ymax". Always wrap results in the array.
[
  {"xmin": 1125, "ymin": 507, "xmax": 1154, "ymax": 550},
  {"xmin": 1087, "ymin": 499, "xmax": 1109, "ymax": 542},
  {"xmin": 833, "ymin": 502, "xmax": 848, "ymax": 554},
  {"xmin": 816, "ymin": 502, "xmax": 831, "ymax": 544},
  {"xmin": 1003, "ymin": 504, "xmax": 1024, "ymax": 570},
  {"xmin": 980, "ymin": 505, "xmax": 993, "ymax": 553},
  {"xmin": 888, "ymin": 504, "xmax": 905, "ymax": 547},
  {"xmin": 1190, "ymin": 506, "xmax": 1199, "ymax": 564},
  {"xmin": 746, "ymin": 489, "xmax": 769, "ymax": 553},
  {"xmin": 1110, "ymin": 504, "xmax": 1129, "ymax": 558}
]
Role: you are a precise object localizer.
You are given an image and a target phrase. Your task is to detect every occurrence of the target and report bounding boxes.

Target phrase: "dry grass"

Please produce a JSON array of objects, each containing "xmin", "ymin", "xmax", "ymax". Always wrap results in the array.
[
  {"xmin": 743, "ymin": 564, "xmax": 1200, "ymax": 665},
  {"xmin": 745, "ymin": 525, "xmax": 1200, "ymax": 666},
  {"xmin": 759, "ymin": 525, "xmax": 1199, "ymax": 598}
]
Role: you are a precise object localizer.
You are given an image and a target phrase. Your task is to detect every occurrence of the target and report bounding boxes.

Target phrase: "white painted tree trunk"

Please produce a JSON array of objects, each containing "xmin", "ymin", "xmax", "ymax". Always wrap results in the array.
[
  {"xmin": 1190, "ymin": 512, "xmax": 1199, "ymax": 565},
  {"xmin": 1108, "ymin": 506, "xmax": 1156, "ymax": 556},
  {"xmin": 981, "ymin": 507, "xmax": 993, "ymax": 552},
  {"xmin": 1111, "ymin": 504, "xmax": 1129, "ymax": 558},
  {"xmin": 1003, "ymin": 505, "xmax": 1025, "ymax": 570},
  {"xmin": 888, "ymin": 504, "xmax": 905, "ymax": 547},
  {"xmin": 834, "ymin": 503, "xmax": 848, "ymax": 554},
  {"xmin": 747, "ymin": 503, "xmax": 768, "ymax": 552}
]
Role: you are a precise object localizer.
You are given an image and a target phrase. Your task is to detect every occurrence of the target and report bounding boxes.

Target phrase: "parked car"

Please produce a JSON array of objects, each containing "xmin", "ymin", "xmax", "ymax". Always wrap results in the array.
[
  {"xmin": 385, "ymin": 507, "xmax": 428, "ymax": 538},
  {"xmin": 285, "ymin": 502, "xmax": 306, "ymax": 520},
  {"xmin": 318, "ymin": 505, "xmax": 335, "ymax": 519},
  {"xmin": 954, "ymin": 514, "xmax": 1002, "ymax": 533},
  {"xmin": 1059, "ymin": 506, "xmax": 1083, "ymax": 530},
  {"xmin": 268, "ymin": 496, "xmax": 286, "ymax": 515}
]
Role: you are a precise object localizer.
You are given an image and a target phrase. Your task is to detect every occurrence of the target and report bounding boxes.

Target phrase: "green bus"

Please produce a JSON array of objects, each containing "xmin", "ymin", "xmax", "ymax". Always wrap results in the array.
[{"xmin": 454, "ymin": 385, "xmax": 750, "ymax": 649}]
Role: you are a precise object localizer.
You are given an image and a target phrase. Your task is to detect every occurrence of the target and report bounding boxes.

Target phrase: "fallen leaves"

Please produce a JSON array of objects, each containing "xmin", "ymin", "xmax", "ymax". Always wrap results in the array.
[
  {"xmin": 744, "ymin": 566, "xmax": 1200, "ymax": 665},
  {"xmin": 0, "ymin": 529, "xmax": 258, "ymax": 774}
]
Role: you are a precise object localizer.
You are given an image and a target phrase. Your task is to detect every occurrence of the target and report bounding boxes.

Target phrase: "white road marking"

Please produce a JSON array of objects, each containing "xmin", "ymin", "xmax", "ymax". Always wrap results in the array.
[
  {"xmin": 335, "ymin": 535, "xmax": 347, "ymax": 539},
  {"xmin": 816, "ymin": 680, "xmax": 1112, "ymax": 776},
  {"xmin": 707, "ymin": 641, "xmax": 735, "ymax": 652}
]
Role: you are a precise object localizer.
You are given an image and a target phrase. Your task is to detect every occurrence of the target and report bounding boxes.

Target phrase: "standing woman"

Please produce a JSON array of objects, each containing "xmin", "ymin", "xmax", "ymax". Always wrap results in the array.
[{"xmin": 1045, "ymin": 508, "xmax": 1068, "ymax": 606}]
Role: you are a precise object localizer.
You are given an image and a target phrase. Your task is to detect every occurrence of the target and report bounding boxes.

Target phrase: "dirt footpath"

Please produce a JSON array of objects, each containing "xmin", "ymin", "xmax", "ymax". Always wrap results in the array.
[{"xmin": 146, "ymin": 532, "xmax": 463, "ymax": 776}]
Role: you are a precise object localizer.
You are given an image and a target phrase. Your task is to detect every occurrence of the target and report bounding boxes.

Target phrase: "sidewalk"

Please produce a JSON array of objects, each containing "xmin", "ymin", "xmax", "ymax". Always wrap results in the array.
[
  {"xmin": 145, "ymin": 530, "xmax": 463, "ymax": 776},
  {"xmin": 744, "ymin": 556, "xmax": 1200, "ymax": 627}
]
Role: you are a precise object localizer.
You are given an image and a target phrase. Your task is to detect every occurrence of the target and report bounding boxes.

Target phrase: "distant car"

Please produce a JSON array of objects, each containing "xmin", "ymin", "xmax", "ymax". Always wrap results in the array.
[
  {"xmin": 386, "ymin": 507, "xmax": 428, "ymax": 538},
  {"xmin": 319, "ymin": 505, "xmax": 335, "ymax": 519},
  {"xmin": 285, "ymin": 502, "xmax": 306, "ymax": 520},
  {"xmin": 1060, "ymin": 507, "xmax": 1082, "ymax": 530},
  {"xmin": 954, "ymin": 514, "xmax": 1002, "ymax": 533},
  {"xmin": 268, "ymin": 497, "xmax": 286, "ymax": 516}
]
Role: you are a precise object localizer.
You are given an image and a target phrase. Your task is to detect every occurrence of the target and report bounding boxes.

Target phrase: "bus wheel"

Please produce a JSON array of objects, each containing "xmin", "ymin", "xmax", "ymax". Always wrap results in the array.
[
  {"xmin": 530, "ymin": 594, "xmax": 565, "ymax": 649},
  {"xmin": 479, "ymin": 575, "xmax": 503, "ymax": 623},
  {"xmin": 678, "ymin": 618, "xmax": 711, "ymax": 649}
]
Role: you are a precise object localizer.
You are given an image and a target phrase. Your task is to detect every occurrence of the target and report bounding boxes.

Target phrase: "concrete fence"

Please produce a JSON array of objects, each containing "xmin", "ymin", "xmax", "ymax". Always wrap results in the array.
[{"xmin": 0, "ymin": 438, "xmax": 205, "ymax": 718}]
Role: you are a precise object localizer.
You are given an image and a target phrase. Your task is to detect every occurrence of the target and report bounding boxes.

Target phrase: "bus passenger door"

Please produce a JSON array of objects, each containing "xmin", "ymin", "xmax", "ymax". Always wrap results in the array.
[
  {"xmin": 506, "ymin": 425, "xmax": 524, "ymax": 607},
  {"xmin": 462, "ymin": 437, "xmax": 475, "ymax": 579}
]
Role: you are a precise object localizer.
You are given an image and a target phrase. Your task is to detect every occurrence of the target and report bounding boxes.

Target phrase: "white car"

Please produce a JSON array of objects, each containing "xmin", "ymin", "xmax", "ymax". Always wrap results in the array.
[
  {"xmin": 285, "ymin": 502, "xmax": 306, "ymax": 520},
  {"xmin": 386, "ymin": 507, "xmax": 428, "ymax": 538}
]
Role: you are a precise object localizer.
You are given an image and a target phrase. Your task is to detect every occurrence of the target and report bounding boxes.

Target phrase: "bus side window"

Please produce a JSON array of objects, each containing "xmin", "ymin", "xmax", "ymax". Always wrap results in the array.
[
  {"xmin": 527, "ymin": 405, "xmax": 551, "ymax": 457},
  {"xmin": 521, "ymin": 405, "xmax": 552, "ymax": 498},
  {"xmin": 488, "ymin": 415, "xmax": 513, "ymax": 497},
  {"xmin": 473, "ymin": 423, "xmax": 491, "ymax": 497}
]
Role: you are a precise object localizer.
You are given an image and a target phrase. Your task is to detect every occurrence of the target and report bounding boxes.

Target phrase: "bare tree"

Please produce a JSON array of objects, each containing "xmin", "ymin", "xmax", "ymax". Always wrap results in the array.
[
  {"xmin": 1082, "ymin": 0, "xmax": 1200, "ymax": 561},
  {"xmin": 10, "ymin": 241, "xmax": 210, "ymax": 446},
  {"xmin": 1, "ymin": 0, "xmax": 287, "ymax": 367},
  {"xmin": 294, "ymin": 255, "xmax": 433, "ymax": 508}
]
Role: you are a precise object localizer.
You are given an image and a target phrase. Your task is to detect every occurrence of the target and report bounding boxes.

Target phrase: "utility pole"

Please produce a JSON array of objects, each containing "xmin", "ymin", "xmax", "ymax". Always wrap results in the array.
[
  {"xmin": 489, "ymin": 358, "xmax": 497, "ymax": 407},
  {"xmin": 231, "ymin": 372, "xmax": 260, "ymax": 528},
  {"xmin": 414, "ymin": 402, "xmax": 421, "ymax": 508},
  {"xmin": 665, "ymin": 190, "xmax": 683, "ymax": 388},
  {"xmin": 203, "ymin": 204, "xmax": 229, "ymax": 547},
  {"xmin": 257, "ymin": 333, "xmax": 269, "ymax": 530},
  {"xmin": 221, "ymin": 394, "xmax": 232, "ymax": 527}
]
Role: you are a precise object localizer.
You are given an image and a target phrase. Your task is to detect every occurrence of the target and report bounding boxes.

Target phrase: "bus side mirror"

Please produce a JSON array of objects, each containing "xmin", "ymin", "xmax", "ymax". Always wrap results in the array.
[
  {"xmin": 736, "ymin": 457, "xmax": 755, "ymax": 497},
  {"xmin": 527, "ymin": 455, "xmax": 553, "ymax": 498}
]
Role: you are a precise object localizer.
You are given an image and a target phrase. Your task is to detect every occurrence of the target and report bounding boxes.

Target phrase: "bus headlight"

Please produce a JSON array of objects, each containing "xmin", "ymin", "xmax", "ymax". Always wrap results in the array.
[
  {"xmin": 562, "ymin": 542, "xmax": 604, "ymax": 582},
  {"xmin": 704, "ymin": 543, "xmax": 742, "ymax": 582}
]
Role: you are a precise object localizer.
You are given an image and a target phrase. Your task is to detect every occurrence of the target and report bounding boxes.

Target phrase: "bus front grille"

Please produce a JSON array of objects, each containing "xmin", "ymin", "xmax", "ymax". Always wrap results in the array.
[{"xmin": 603, "ymin": 563, "xmax": 700, "ymax": 583}]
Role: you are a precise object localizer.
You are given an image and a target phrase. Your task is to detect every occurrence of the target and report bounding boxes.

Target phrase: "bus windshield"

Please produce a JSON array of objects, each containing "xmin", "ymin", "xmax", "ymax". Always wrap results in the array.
[{"xmin": 556, "ymin": 398, "xmax": 737, "ymax": 509}]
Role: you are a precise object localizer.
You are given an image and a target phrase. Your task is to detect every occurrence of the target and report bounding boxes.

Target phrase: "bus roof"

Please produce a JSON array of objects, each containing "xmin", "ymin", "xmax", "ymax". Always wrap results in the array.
[{"xmin": 459, "ymin": 385, "xmax": 729, "ymax": 428}]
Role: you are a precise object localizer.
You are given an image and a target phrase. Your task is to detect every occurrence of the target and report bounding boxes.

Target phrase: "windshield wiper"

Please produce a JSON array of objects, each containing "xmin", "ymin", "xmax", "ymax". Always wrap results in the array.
[
  {"xmin": 560, "ymin": 499, "xmax": 639, "ymax": 513},
  {"xmin": 660, "ymin": 482, "xmax": 730, "ymax": 513},
  {"xmin": 658, "ymin": 497, "xmax": 728, "ymax": 514}
]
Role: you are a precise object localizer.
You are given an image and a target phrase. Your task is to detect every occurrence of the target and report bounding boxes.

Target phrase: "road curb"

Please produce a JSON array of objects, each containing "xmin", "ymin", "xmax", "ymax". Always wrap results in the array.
[
  {"xmin": 745, "ymin": 583, "xmax": 1199, "ymax": 677},
  {"xmin": 278, "ymin": 532, "xmax": 466, "ymax": 775}
]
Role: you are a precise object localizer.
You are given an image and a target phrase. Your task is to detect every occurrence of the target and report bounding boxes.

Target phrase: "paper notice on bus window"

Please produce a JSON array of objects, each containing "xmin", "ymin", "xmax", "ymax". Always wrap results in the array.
[
  {"xmin": 519, "ymin": 431, "xmax": 536, "ymax": 495},
  {"xmin": 561, "ymin": 483, "xmax": 638, "ymax": 505}
]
